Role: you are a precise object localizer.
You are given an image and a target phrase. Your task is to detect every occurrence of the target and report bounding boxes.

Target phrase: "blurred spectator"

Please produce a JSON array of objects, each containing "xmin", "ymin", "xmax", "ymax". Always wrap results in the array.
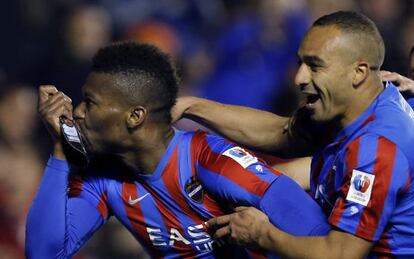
[
  {"xmin": 0, "ymin": 84, "xmax": 43, "ymax": 259},
  {"xmin": 0, "ymin": 0, "xmax": 412, "ymax": 257},
  {"xmin": 358, "ymin": 0, "xmax": 409, "ymax": 73},
  {"xmin": 125, "ymin": 21, "xmax": 181, "ymax": 59},
  {"xmin": 410, "ymin": 46, "xmax": 414, "ymax": 80},
  {"xmin": 399, "ymin": 14, "xmax": 414, "ymax": 67},
  {"xmin": 197, "ymin": 0, "xmax": 309, "ymax": 111},
  {"xmin": 41, "ymin": 4, "xmax": 112, "ymax": 105}
]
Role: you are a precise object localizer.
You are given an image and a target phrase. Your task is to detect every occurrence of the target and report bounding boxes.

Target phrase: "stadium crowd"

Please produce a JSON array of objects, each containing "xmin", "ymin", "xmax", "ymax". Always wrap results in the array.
[{"xmin": 0, "ymin": 0, "xmax": 413, "ymax": 258}]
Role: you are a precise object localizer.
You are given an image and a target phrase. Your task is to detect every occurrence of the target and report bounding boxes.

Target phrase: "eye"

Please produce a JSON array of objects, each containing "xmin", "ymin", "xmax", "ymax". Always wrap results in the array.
[
  {"xmin": 84, "ymin": 98, "xmax": 94, "ymax": 108},
  {"xmin": 309, "ymin": 65, "xmax": 319, "ymax": 72}
]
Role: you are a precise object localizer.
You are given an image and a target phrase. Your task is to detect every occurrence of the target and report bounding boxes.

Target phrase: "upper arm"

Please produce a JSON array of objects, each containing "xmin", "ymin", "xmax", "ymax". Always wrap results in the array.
[
  {"xmin": 266, "ymin": 156, "xmax": 311, "ymax": 190},
  {"xmin": 192, "ymin": 132, "xmax": 280, "ymax": 207}
]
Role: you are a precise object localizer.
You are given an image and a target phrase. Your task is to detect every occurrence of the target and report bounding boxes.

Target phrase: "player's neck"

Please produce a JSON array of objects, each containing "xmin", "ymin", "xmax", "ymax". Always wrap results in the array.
[
  {"xmin": 339, "ymin": 79, "xmax": 384, "ymax": 128},
  {"xmin": 119, "ymin": 126, "xmax": 175, "ymax": 174}
]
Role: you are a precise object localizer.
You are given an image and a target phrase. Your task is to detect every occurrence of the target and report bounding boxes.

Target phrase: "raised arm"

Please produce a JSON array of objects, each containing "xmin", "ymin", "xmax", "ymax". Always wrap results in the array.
[
  {"xmin": 26, "ymin": 157, "xmax": 106, "ymax": 258},
  {"xmin": 173, "ymin": 97, "xmax": 313, "ymax": 157},
  {"xmin": 26, "ymin": 85, "xmax": 107, "ymax": 258}
]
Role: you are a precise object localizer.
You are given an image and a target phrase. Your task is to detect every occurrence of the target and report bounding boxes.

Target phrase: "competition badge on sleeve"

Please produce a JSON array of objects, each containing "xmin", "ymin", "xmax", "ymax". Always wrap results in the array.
[
  {"xmin": 222, "ymin": 147, "xmax": 258, "ymax": 168},
  {"xmin": 346, "ymin": 169, "xmax": 375, "ymax": 206},
  {"xmin": 59, "ymin": 117, "xmax": 89, "ymax": 167}
]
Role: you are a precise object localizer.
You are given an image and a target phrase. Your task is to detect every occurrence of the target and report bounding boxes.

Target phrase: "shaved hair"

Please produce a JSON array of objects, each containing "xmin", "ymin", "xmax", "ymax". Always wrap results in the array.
[
  {"xmin": 313, "ymin": 11, "xmax": 385, "ymax": 70},
  {"xmin": 91, "ymin": 42, "xmax": 179, "ymax": 123}
]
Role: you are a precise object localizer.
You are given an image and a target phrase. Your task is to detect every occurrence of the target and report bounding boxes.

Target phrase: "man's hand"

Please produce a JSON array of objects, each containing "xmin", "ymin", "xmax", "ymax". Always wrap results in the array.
[
  {"xmin": 171, "ymin": 96, "xmax": 197, "ymax": 123},
  {"xmin": 207, "ymin": 206, "xmax": 271, "ymax": 248},
  {"xmin": 380, "ymin": 70, "xmax": 414, "ymax": 96},
  {"xmin": 38, "ymin": 85, "xmax": 73, "ymax": 159}
]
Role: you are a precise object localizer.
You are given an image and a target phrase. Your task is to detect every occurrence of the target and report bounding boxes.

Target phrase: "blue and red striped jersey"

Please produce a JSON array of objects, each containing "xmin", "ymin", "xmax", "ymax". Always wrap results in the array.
[
  {"xmin": 27, "ymin": 130, "xmax": 329, "ymax": 258},
  {"xmin": 310, "ymin": 83, "xmax": 414, "ymax": 258}
]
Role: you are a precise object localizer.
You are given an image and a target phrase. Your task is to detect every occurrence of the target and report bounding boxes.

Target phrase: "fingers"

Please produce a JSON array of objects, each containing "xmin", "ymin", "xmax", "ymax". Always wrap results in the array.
[
  {"xmin": 379, "ymin": 70, "xmax": 391, "ymax": 77},
  {"xmin": 206, "ymin": 214, "xmax": 231, "ymax": 229},
  {"xmin": 38, "ymin": 85, "xmax": 58, "ymax": 104},
  {"xmin": 38, "ymin": 85, "xmax": 73, "ymax": 140},
  {"xmin": 234, "ymin": 206, "xmax": 249, "ymax": 212},
  {"xmin": 38, "ymin": 85, "xmax": 72, "ymax": 108},
  {"xmin": 380, "ymin": 71, "xmax": 401, "ymax": 84},
  {"xmin": 171, "ymin": 96, "xmax": 196, "ymax": 123},
  {"xmin": 213, "ymin": 225, "xmax": 231, "ymax": 239}
]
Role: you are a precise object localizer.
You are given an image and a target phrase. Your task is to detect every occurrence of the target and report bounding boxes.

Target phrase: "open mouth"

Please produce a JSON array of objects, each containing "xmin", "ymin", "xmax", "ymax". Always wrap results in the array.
[
  {"xmin": 301, "ymin": 91, "xmax": 321, "ymax": 110},
  {"xmin": 306, "ymin": 93, "xmax": 320, "ymax": 105}
]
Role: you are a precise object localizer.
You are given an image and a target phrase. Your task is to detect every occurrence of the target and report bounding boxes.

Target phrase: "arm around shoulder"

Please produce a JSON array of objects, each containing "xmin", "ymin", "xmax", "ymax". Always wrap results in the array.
[{"xmin": 174, "ymin": 96, "xmax": 303, "ymax": 155}]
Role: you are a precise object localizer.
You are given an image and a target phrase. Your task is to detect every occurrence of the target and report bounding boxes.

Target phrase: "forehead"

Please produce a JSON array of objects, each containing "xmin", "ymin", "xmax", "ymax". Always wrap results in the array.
[
  {"xmin": 298, "ymin": 25, "xmax": 348, "ymax": 59},
  {"xmin": 82, "ymin": 72, "xmax": 120, "ymax": 99}
]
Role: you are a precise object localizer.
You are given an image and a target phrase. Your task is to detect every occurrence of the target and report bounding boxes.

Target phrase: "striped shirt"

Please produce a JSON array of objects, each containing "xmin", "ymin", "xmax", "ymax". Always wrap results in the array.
[{"xmin": 310, "ymin": 84, "xmax": 414, "ymax": 258}]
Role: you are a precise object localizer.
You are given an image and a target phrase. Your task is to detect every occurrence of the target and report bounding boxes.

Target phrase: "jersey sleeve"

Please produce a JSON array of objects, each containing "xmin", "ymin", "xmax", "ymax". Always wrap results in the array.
[
  {"xmin": 25, "ymin": 156, "xmax": 110, "ymax": 258},
  {"xmin": 192, "ymin": 131, "xmax": 281, "ymax": 207},
  {"xmin": 192, "ymin": 132, "xmax": 330, "ymax": 236},
  {"xmin": 329, "ymin": 134, "xmax": 411, "ymax": 241}
]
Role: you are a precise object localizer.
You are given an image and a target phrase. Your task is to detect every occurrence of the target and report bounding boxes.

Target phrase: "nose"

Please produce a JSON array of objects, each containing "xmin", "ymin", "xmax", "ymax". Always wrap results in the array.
[
  {"xmin": 294, "ymin": 63, "xmax": 311, "ymax": 89},
  {"xmin": 73, "ymin": 102, "xmax": 86, "ymax": 120}
]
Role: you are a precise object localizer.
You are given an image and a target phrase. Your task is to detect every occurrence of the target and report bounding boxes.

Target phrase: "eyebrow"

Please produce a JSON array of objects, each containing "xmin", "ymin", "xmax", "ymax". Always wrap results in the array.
[
  {"xmin": 301, "ymin": 55, "xmax": 326, "ymax": 67},
  {"xmin": 83, "ymin": 91, "xmax": 97, "ymax": 101}
]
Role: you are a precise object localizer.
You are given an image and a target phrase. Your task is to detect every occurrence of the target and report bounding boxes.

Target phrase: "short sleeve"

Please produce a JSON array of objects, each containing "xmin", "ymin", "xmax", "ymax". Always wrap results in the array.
[
  {"xmin": 329, "ymin": 134, "xmax": 410, "ymax": 241},
  {"xmin": 191, "ymin": 131, "xmax": 281, "ymax": 207}
]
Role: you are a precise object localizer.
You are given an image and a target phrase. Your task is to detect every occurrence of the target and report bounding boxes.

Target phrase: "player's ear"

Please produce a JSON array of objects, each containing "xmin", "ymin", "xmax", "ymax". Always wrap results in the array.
[
  {"xmin": 125, "ymin": 106, "xmax": 147, "ymax": 129},
  {"xmin": 353, "ymin": 61, "xmax": 369, "ymax": 87}
]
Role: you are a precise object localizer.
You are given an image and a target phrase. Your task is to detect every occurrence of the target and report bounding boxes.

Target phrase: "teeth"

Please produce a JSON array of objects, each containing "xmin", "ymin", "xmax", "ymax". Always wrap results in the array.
[{"xmin": 306, "ymin": 94, "xmax": 320, "ymax": 104}]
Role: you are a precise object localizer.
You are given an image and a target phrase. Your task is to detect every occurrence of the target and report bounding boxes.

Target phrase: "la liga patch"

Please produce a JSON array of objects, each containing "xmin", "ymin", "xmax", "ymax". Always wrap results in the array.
[
  {"xmin": 346, "ymin": 169, "xmax": 375, "ymax": 206},
  {"xmin": 222, "ymin": 146, "xmax": 258, "ymax": 168}
]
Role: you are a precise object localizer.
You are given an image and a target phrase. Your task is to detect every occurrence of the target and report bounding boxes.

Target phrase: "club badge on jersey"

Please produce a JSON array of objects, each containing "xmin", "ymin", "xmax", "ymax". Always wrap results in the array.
[{"xmin": 185, "ymin": 176, "xmax": 204, "ymax": 203}]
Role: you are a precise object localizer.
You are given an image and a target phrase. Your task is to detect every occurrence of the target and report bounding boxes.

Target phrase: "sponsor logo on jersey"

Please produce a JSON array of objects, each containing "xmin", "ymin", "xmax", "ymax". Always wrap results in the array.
[
  {"xmin": 128, "ymin": 193, "xmax": 150, "ymax": 205},
  {"xmin": 185, "ymin": 176, "xmax": 204, "ymax": 203},
  {"xmin": 346, "ymin": 169, "xmax": 375, "ymax": 206},
  {"xmin": 146, "ymin": 224, "xmax": 216, "ymax": 252},
  {"xmin": 222, "ymin": 147, "xmax": 258, "ymax": 168}
]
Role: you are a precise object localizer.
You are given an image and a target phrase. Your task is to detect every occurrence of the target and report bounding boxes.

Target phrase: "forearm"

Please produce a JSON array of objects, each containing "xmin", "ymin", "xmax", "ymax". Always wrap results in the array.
[
  {"xmin": 259, "ymin": 227, "xmax": 371, "ymax": 259},
  {"xmin": 259, "ymin": 227, "xmax": 331, "ymax": 258},
  {"xmin": 182, "ymin": 97, "xmax": 290, "ymax": 153},
  {"xmin": 26, "ymin": 157, "xmax": 70, "ymax": 258},
  {"xmin": 260, "ymin": 175, "xmax": 329, "ymax": 236},
  {"xmin": 26, "ymin": 156, "xmax": 103, "ymax": 258}
]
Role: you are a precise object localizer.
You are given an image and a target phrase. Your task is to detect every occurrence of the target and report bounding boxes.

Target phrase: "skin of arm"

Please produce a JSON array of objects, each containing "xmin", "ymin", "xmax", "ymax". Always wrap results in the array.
[
  {"xmin": 208, "ymin": 207, "xmax": 372, "ymax": 259},
  {"xmin": 270, "ymin": 156, "xmax": 311, "ymax": 190},
  {"xmin": 172, "ymin": 96, "xmax": 313, "ymax": 157}
]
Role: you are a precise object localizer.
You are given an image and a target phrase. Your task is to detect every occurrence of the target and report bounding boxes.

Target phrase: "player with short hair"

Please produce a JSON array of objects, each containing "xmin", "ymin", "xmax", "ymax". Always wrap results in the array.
[
  {"xmin": 173, "ymin": 11, "xmax": 414, "ymax": 258},
  {"xmin": 26, "ymin": 42, "xmax": 330, "ymax": 258}
]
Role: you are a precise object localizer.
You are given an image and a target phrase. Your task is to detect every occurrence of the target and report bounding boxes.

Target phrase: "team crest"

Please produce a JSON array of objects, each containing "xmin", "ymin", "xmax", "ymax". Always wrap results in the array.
[{"xmin": 185, "ymin": 176, "xmax": 204, "ymax": 203}]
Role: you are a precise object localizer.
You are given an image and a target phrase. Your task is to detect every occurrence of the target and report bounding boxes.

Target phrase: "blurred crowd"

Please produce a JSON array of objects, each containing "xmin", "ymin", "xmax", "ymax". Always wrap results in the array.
[{"xmin": 0, "ymin": 0, "xmax": 412, "ymax": 258}]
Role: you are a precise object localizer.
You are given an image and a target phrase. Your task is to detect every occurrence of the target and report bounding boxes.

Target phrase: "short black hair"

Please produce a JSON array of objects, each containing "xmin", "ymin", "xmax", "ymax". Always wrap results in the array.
[
  {"xmin": 313, "ymin": 11, "xmax": 385, "ymax": 69},
  {"xmin": 91, "ymin": 41, "xmax": 179, "ymax": 123}
]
